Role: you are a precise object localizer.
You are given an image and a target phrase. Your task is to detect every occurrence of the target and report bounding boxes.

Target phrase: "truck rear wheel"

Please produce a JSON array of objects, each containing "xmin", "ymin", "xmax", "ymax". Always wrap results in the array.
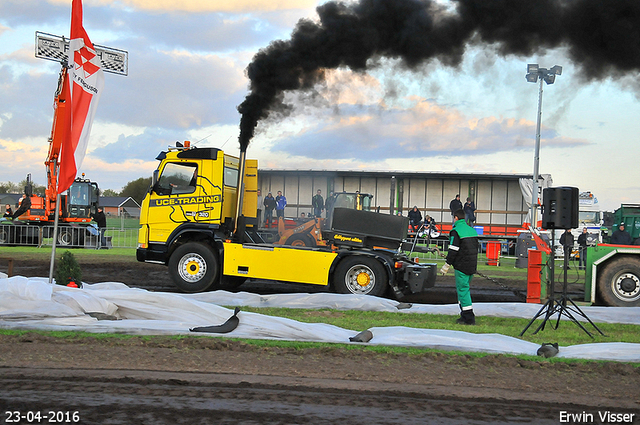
[
  {"xmin": 333, "ymin": 256, "xmax": 388, "ymax": 297},
  {"xmin": 597, "ymin": 257, "xmax": 640, "ymax": 307},
  {"xmin": 169, "ymin": 242, "xmax": 218, "ymax": 293}
]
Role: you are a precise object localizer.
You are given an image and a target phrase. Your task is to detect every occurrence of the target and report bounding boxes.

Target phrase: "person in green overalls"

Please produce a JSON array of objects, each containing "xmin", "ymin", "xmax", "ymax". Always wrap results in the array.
[{"xmin": 440, "ymin": 209, "xmax": 479, "ymax": 325}]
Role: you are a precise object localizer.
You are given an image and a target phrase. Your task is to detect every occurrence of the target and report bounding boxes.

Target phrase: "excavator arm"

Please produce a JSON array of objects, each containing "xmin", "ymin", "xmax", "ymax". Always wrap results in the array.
[{"xmin": 43, "ymin": 65, "xmax": 71, "ymax": 219}]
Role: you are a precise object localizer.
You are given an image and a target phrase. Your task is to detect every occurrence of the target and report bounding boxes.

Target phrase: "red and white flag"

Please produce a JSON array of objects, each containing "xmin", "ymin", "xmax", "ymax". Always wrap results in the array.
[{"xmin": 58, "ymin": 0, "xmax": 104, "ymax": 194}]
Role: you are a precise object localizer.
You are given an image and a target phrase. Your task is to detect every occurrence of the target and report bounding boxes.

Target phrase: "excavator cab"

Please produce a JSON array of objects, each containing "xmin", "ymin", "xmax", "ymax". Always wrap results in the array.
[{"xmin": 66, "ymin": 178, "xmax": 100, "ymax": 219}]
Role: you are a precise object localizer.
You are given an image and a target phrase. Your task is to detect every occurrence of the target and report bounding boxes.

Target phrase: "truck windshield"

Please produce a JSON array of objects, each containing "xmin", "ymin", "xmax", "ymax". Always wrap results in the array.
[
  {"xmin": 157, "ymin": 163, "xmax": 197, "ymax": 195},
  {"xmin": 69, "ymin": 183, "xmax": 90, "ymax": 206},
  {"xmin": 579, "ymin": 211, "xmax": 600, "ymax": 224}
]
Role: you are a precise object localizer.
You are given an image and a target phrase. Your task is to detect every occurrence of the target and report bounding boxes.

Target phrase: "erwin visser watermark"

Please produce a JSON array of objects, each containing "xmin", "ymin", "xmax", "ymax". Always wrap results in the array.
[{"xmin": 559, "ymin": 410, "xmax": 636, "ymax": 423}]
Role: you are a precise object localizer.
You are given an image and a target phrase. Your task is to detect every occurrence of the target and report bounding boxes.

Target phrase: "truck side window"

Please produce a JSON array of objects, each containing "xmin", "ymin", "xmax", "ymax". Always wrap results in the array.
[
  {"xmin": 224, "ymin": 167, "xmax": 238, "ymax": 188},
  {"xmin": 157, "ymin": 163, "xmax": 197, "ymax": 195}
]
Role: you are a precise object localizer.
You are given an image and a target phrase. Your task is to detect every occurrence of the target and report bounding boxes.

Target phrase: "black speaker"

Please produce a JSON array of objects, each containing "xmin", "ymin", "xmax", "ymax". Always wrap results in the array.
[{"xmin": 542, "ymin": 187, "xmax": 579, "ymax": 229}]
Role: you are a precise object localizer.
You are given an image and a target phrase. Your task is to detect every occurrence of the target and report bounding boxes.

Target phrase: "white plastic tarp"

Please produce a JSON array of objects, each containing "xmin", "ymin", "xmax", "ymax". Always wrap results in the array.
[{"xmin": 1, "ymin": 276, "xmax": 639, "ymax": 362}]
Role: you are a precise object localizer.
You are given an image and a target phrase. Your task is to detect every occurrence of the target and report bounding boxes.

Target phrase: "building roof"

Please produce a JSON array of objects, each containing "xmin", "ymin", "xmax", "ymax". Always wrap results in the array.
[
  {"xmin": 100, "ymin": 196, "xmax": 141, "ymax": 208},
  {"xmin": 0, "ymin": 193, "xmax": 24, "ymax": 205},
  {"xmin": 258, "ymin": 169, "xmax": 545, "ymax": 181}
]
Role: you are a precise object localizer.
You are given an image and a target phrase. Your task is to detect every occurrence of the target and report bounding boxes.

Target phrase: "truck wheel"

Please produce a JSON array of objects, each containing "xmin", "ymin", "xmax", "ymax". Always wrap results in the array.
[
  {"xmin": 57, "ymin": 229, "xmax": 73, "ymax": 246},
  {"xmin": 597, "ymin": 257, "xmax": 640, "ymax": 307},
  {"xmin": 169, "ymin": 242, "xmax": 218, "ymax": 293},
  {"xmin": 0, "ymin": 227, "xmax": 10, "ymax": 244},
  {"xmin": 333, "ymin": 256, "xmax": 388, "ymax": 297},
  {"xmin": 285, "ymin": 234, "xmax": 316, "ymax": 247}
]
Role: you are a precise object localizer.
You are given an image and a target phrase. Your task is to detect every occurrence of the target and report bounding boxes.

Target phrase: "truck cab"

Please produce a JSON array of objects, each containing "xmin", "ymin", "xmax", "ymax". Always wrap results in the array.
[{"xmin": 137, "ymin": 145, "xmax": 258, "ymax": 263}]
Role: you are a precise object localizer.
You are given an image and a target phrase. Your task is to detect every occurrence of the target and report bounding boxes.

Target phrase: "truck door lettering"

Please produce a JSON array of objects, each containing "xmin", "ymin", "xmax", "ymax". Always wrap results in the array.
[{"xmin": 150, "ymin": 195, "xmax": 221, "ymax": 207}]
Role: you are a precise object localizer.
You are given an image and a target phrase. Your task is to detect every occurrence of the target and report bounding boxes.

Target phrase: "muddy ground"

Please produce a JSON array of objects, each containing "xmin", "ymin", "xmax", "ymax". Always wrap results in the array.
[
  {"xmin": 1, "ymin": 257, "xmax": 637, "ymax": 423},
  {"xmin": 4, "ymin": 255, "xmax": 561, "ymax": 301},
  {"xmin": 1, "ymin": 333, "xmax": 639, "ymax": 424}
]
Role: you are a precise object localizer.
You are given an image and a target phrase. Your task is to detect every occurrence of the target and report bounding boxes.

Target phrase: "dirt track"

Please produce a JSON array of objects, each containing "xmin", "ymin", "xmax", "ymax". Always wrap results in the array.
[
  {"xmin": 1, "ymin": 333, "xmax": 639, "ymax": 424},
  {"xmin": 0, "ymin": 368, "xmax": 576, "ymax": 425}
]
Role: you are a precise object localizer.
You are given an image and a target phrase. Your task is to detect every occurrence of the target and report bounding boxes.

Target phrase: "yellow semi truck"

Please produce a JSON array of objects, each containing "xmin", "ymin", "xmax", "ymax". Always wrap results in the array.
[{"xmin": 136, "ymin": 143, "xmax": 436, "ymax": 297}]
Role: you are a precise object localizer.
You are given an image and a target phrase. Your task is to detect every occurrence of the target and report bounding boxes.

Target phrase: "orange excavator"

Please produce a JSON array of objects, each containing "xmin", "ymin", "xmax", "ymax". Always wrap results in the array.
[{"xmin": 0, "ymin": 66, "xmax": 100, "ymax": 246}]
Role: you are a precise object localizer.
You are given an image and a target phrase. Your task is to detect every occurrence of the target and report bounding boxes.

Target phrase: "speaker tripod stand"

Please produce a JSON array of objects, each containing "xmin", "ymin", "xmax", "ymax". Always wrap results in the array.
[{"xmin": 520, "ymin": 229, "xmax": 605, "ymax": 338}]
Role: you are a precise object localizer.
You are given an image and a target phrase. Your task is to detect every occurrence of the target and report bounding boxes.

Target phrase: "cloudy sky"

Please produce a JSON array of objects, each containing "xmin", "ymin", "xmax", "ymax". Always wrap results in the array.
[{"xmin": 0, "ymin": 0, "xmax": 638, "ymax": 211}]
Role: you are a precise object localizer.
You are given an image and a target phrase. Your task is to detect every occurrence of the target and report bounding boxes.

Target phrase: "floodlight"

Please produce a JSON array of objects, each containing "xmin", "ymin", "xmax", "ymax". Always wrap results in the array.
[
  {"xmin": 525, "ymin": 63, "xmax": 562, "ymax": 228},
  {"xmin": 526, "ymin": 73, "xmax": 539, "ymax": 83}
]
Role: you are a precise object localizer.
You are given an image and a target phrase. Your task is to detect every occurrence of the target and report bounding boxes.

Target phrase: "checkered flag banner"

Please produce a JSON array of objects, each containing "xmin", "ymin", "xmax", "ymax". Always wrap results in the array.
[{"xmin": 36, "ymin": 31, "xmax": 128, "ymax": 76}]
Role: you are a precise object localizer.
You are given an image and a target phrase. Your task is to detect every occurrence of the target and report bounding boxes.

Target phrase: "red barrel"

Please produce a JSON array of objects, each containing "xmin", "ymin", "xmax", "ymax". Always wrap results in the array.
[{"xmin": 486, "ymin": 241, "xmax": 501, "ymax": 266}]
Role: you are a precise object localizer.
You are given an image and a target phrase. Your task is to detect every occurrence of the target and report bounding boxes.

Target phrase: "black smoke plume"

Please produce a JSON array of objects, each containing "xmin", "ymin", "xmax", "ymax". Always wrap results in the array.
[{"xmin": 237, "ymin": 0, "xmax": 640, "ymax": 151}]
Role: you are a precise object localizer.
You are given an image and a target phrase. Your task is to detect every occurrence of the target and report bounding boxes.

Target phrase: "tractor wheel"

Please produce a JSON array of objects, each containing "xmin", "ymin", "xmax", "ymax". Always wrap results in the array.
[
  {"xmin": 333, "ymin": 256, "xmax": 388, "ymax": 297},
  {"xmin": 597, "ymin": 257, "xmax": 640, "ymax": 307},
  {"xmin": 168, "ymin": 242, "xmax": 218, "ymax": 293},
  {"xmin": 285, "ymin": 234, "xmax": 316, "ymax": 247}
]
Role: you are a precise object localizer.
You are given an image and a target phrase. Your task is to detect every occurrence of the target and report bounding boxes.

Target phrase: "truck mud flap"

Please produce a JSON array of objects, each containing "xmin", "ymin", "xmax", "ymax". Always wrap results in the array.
[
  {"xmin": 403, "ymin": 263, "xmax": 437, "ymax": 293},
  {"xmin": 190, "ymin": 307, "xmax": 240, "ymax": 334}
]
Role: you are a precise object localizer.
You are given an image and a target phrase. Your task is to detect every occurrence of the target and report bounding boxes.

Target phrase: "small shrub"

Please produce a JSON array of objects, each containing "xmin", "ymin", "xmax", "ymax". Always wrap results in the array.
[{"xmin": 55, "ymin": 251, "xmax": 83, "ymax": 288}]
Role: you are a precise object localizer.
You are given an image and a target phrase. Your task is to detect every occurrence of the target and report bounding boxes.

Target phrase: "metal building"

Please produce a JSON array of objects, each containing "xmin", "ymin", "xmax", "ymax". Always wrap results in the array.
[{"xmin": 258, "ymin": 170, "xmax": 552, "ymax": 239}]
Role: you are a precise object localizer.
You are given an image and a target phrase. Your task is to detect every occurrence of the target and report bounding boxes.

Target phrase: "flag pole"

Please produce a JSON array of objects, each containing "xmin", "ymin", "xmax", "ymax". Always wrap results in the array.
[{"xmin": 48, "ymin": 183, "xmax": 61, "ymax": 284}]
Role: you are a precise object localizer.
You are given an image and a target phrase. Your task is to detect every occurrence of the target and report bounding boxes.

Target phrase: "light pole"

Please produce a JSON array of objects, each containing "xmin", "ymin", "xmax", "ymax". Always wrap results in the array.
[{"xmin": 525, "ymin": 64, "xmax": 562, "ymax": 228}]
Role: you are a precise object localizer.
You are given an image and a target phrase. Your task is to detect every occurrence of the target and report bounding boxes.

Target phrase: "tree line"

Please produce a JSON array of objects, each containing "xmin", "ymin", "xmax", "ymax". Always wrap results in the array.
[{"xmin": 0, "ymin": 179, "xmax": 45, "ymax": 196}]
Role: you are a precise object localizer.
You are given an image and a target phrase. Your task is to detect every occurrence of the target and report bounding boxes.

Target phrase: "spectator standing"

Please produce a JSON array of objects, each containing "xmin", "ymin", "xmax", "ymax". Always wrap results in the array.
[
  {"xmin": 464, "ymin": 197, "xmax": 476, "ymax": 226},
  {"xmin": 325, "ymin": 191, "xmax": 335, "ymax": 218},
  {"xmin": 263, "ymin": 192, "xmax": 276, "ymax": 227},
  {"xmin": 256, "ymin": 189, "xmax": 263, "ymax": 227},
  {"xmin": 440, "ymin": 209, "xmax": 479, "ymax": 325},
  {"xmin": 91, "ymin": 207, "xmax": 107, "ymax": 249},
  {"xmin": 559, "ymin": 229, "xmax": 574, "ymax": 269},
  {"xmin": 312, "ymin": 189, "xmax": 324, "ymax": 218},
  {"xmin": 275, "ymin": 191, "xmax": 287, "ymax": 219},
  {"xmin": 577, "ymin": 227, "xmax": 589, "ymax": 270},
  {"xmin": 449, "ymin": 194, "xmax": 462, "ymax": 224},
  {"xmin": 3, "ymin": 204, "xmax": 13, "ymax": 218},
  {"xmin": 611, "ymin": 223, "xmax": 632, "ymax": 245}
]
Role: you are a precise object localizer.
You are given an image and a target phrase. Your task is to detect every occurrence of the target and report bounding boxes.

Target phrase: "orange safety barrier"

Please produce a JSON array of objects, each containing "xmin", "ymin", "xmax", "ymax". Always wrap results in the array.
[{"xmin": 527, "ymin": 249, "xmax": 542, "ymax": 303}]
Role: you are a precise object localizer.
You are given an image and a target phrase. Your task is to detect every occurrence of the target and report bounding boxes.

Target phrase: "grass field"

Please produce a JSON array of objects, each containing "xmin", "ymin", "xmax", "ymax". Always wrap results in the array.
[{"xmin": 0, "ymin": 246, "xmax": 138, "ymax": 262}]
